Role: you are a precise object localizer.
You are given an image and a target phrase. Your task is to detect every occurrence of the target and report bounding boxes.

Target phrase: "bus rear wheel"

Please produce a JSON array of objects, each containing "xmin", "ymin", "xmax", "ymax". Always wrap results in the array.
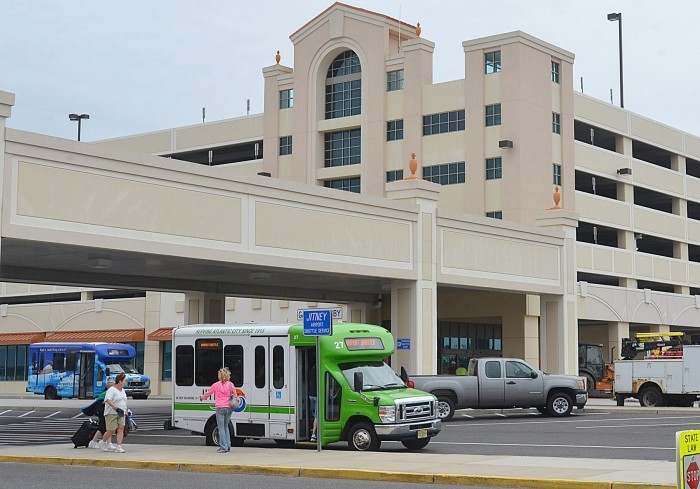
[
  {"xmin": 347, "ymin": 422, "xmax": 380, "ymax": 451},
  {"xmin": 44, "ymin": 386, "xmax": 59, "ymax": 400}
]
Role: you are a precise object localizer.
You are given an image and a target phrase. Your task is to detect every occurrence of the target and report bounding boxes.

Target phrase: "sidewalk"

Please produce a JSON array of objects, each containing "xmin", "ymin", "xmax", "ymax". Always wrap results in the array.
[{"xmin": 0, "ymin": 395, "xmax": 688, "ymax": 488}]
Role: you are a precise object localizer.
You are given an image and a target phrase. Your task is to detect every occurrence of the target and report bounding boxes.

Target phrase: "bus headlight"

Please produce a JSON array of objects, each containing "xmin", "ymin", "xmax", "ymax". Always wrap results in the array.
[{"xmin": 378, "ymin": 405, "xmax": 396, "ymax": 424}]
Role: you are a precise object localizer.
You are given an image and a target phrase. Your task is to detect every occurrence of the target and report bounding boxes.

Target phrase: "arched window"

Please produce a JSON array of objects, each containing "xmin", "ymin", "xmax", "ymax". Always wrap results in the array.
[{"xmin": 325, "ymin": 50, "xmax": 361, "ymax": 119}]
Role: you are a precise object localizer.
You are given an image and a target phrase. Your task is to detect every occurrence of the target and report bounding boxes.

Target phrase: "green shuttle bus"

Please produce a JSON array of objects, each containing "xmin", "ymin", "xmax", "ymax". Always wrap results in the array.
[{"xmin": 168, "ymin": 322, "xmax": 441, "ymax": 451}]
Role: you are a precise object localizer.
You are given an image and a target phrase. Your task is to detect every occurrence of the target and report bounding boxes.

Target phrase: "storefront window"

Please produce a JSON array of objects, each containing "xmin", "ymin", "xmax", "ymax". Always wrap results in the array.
[{"xmin": 437, "ymin": 322, "xmax": 502, "ymax": 374}]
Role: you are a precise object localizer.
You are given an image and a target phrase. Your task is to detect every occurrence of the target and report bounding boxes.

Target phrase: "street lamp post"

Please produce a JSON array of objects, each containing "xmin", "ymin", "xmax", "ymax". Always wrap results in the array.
[
  {"xmin": 607, "ymin": 12, "xmax": 624, "ymax": 108},
  {"xmin": 68, "ymin": 113, "xmax": 90, "ymax": 141}
]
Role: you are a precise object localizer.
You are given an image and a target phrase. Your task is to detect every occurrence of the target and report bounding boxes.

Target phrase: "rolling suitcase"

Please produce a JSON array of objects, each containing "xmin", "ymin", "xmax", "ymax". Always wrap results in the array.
[{"xmin": 71, "ymin": 419, "xmax": 99, "ymax": 448}]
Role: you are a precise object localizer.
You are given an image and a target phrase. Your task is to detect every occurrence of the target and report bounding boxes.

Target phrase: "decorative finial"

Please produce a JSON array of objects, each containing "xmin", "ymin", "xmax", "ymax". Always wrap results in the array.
[
  {"xmin": 275, "ymin": 50, "xmax": 281, "ymax": 64},
  {"xmin": 416, "ymin": 22, "xmax": 421, "ymax": 37},
  {"xmin": 405, "ymin": 152, "xmax": 420, "ymax": 180},
  {"xmin": 549, "ymin": 185, "xmax": 562, "ymax": 209}
]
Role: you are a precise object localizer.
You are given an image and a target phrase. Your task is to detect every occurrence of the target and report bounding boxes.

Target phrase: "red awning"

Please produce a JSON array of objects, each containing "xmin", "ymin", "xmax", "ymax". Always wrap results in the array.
[
  {"xmin": 45, "ymin": 329, "xmax": 144, "ymax": 342},
  {"xmin": 147, "ymin": 327, "xmax": 175, "ymax": 341},
  {"xmin": 0, "ymin": 332, "xmax": 46, "ymax": 345}
]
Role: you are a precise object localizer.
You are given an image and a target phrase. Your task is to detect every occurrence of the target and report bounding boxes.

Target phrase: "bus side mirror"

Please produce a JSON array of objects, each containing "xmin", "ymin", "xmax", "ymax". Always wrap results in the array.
[
  {"xmin": 399, "ymin": 366, "xmax": 409, "ymax": 383},
  {"xmin": 353, "ymin": 372, "xmax": 363, "ymax": 392},
  {"xmin": 105, "ymin": 368, "xmax": 110, "ymax": 376}
]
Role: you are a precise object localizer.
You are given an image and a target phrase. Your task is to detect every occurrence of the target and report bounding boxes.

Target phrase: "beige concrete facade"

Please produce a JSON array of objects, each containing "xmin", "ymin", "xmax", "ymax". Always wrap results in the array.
[{"xmin": 2, "ymin": 3, "xmax": 700, "ymax": 394}]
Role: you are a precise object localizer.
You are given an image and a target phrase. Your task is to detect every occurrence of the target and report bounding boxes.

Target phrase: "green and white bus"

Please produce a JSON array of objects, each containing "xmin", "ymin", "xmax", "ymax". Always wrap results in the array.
[{"xmin": 168, "ymin": 322, "xmax": 441, "ymax": 451}]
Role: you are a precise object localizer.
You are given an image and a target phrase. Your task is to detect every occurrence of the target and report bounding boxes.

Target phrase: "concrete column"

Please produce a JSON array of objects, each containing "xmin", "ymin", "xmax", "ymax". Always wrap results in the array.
[
  {"xmin": 608, "ymin": 321, "xmax": 629, "ymax": 361},
  {"xmin": 0, "ymin": 91, "xmax": 16, "ymax": 257},
  {"xmin": 649, "ymin": 324, "xmax": 670, "ymax": 334},
  {"xmin": 386, "ymin": 177, "xmax": 440, "ymax": 374},
  {"xmin": 184, "ymin": 292, "xmax": 226, "ymax": 325},
  {"xmin": 536, "ymin": 209, "xmax": 579, "ymax": 374},
  {"xmin": 401, "ymin": 38, "xmax": 434, "ymax": 186},
  {"xmin": 261, "ymin": 63, "xmax": 293, "ymax": 179},
  {"xmin": 143, "ymin": 291, "xmax": 164, "ymax": 395},
  {"xmin": 80, "ymin": 291, "xmax": 94, "ymax": 301}
]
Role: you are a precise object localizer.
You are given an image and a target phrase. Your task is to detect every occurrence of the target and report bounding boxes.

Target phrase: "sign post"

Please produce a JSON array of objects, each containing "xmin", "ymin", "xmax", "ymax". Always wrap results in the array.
[
  {"xmin": 302, "ymin": 309, "xmax": 332, "ymax": 453},
  {"xmin": 677, "ymin": 429, "xmax": 700, "ymax": 489}
]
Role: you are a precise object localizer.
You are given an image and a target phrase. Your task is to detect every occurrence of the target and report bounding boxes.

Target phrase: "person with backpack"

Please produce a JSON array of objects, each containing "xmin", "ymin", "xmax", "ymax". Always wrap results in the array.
[{"xmin": 200, "ymin": 367, "xmax": 239, "ymax": 453}]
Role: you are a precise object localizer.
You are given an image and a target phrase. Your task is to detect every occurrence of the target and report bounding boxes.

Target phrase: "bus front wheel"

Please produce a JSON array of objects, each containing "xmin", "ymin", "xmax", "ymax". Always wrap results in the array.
[
  {"xmin": 44, "ymin": 386, "xmax": 59, "ymax": 400},
  {"xmin": 347, "ymin": 422, "xmax": 380, "ymax": 451}
]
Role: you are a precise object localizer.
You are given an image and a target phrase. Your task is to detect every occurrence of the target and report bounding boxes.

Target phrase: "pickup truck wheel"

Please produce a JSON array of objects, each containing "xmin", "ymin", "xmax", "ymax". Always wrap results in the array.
[
  {"xmin": 401, "ymin": 437, "xmax": 430, "ymax": 450},
  {"xmin": 436, "ymin": 396, "xmax": 455, "ymax": 422},
  {"xmin": 348, "ymin": 422, "xmax": 380, "ymax": 451},
  {"xmin": 547, "ymin": 392, "xmax": 573, "ymax": 416},
  {"xmin": 639, "ymin": 386, "xmax": 664, "ymax": 407}
]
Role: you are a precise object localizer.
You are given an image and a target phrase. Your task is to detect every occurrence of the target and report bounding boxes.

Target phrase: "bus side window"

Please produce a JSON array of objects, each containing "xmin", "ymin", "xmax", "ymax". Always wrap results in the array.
[
  {"xmin": 195, "ymin": 339, "xmax": 222, "ymax": 386},
  {"xmin": 272, "ymin": 345, "xmax": 284, "ymax": 389},
  {"xmin": 325, "ymin": 373, "xmax": 341, "ymax": 421},
  {"xmin": 224, "ymin": 345, "xmax": 244, "ymax": 387},
  {"xmin": 53, "ymin": 353, "xmax": 66, "ymax": 372},
  {"xmin": 66, "ymin": 351, "xmax": 77, "ymax": 372},
  {"xmin": 254, "ymin": 346, "xmax": 265, "ymax": 388},
  {"xmin": 175, "ymin": 345, "xmax": 194, "ymax": 386}
]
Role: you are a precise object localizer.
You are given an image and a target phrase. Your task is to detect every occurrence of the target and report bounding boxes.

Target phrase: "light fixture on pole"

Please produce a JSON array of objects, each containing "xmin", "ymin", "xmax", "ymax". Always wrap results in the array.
[
  {"xmin": 68, "ymin": 113, "xmax": 90, "ymax": 141},
  {"xmin": 607, "ymin": 12, "xmax": 624, "ymax": 108}
]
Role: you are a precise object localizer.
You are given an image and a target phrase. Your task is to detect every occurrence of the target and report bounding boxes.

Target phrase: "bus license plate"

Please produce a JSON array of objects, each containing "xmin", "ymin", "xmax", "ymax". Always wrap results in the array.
[{"xmin": 417, "ymin": 429, "xmax": 427, "ymax": 439}]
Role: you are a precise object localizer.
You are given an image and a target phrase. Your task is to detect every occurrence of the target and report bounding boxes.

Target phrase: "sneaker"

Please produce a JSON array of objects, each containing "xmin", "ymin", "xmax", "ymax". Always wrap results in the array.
[
  {"xmin": 310, "ymin": 435, "xmax": 317, "ymax": 442},
  {"xmin": 216, "ymin": 448, "xmax": 226, "ymax": 453},
  {"xmin": 103, "ymin": 443, "xmax": 117, "ymax": 452},
  {"xmin": 88, "ymin": 441, "xmax": 99, "ymax": 449},
  {"xmin": 114, "ymin": 445, "xmax": 125, "ymax": 453},
  {"xmin": 97, "ymin": 440, "xmax": 106, "ymax": 450}
]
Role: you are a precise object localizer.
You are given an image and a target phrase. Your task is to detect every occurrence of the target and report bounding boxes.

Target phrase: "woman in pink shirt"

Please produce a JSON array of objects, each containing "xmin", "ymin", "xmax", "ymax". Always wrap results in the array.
[{"xmin": 200, "ymin": 367, "xmax": 239, "ymax": 453}]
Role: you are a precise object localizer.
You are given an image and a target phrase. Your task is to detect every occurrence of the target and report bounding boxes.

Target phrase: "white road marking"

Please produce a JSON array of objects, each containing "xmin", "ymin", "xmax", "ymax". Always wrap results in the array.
[
  {"xmin": 451, "ymin": 414, "xmax": 700, "ymax": 427},
  {"xmin": 0, "ymin": 410, "xmax": 11, "ymax": 416},
  {"xmin": 17, "ymin": 411, "xmax": 35, "ymax": 418},
  {"xmin": 430, "ymin": 441, "xmax": 673, "ymax": 451},
  {"xmin": 494, "ymin": 413, "xmax": 507, "ymax": 417},
  {"xmin": 44, "ymin": 411, "xmax": 61, "ymax": 418},
  {"xmin": 577, "ymin": 422, "xmax": 700, "ymax": 429},
  {"xmin": 72, "ymin": 413, "xmax": 85, "ymax": 419}
]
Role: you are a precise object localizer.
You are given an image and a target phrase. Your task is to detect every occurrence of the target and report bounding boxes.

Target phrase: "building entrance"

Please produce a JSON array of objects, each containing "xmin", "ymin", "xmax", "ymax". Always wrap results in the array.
[{"xmin": 437, "ymin": 321, "xmax": 502, "ymax": 374}]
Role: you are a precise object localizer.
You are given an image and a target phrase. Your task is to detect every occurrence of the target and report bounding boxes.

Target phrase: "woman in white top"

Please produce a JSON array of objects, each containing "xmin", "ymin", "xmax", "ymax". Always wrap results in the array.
[{"xmin": 102, "ymin": 373, "xmax": 128, "ymax": 453}]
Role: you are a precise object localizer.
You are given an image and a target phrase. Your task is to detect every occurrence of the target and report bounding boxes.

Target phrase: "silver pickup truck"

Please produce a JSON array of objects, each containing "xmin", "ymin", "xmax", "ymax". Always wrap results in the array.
[{"xmin": 404, "ymin": 357, "xmax": 587, "ymax": 421}]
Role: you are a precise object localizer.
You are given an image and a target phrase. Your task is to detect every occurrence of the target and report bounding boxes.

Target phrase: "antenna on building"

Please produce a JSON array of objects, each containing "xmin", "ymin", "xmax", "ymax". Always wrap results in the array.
[
  {"xmin": 580, "ymin": 77, "xmax": 584, "ymax": 93},
  {"xmin": 247, "ymin": 99, "xmax": 250, "ymax": 116},
  {"xmin": 202, "ymin": 107, "xmax": 206, "ymax": 124}
]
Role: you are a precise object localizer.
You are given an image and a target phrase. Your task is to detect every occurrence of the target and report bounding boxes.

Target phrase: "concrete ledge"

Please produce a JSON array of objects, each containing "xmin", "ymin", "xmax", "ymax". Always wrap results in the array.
[
  {"xmin": 301, "ymin": 467, "xmax": 434, "ymax": 483},
  {"xmin": 0, "ymin": 455, "xmax": 676, "ymax": 489},
  {"xmin": 436, "ymin": 474, "xmax": 610, "ymax": 488}
]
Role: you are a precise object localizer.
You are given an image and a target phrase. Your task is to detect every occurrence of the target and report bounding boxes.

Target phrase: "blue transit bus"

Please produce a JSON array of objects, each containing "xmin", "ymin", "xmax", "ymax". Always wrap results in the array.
[{"xmin": 27, "ymin": 342, "xmax": 151, "ymax": 400}]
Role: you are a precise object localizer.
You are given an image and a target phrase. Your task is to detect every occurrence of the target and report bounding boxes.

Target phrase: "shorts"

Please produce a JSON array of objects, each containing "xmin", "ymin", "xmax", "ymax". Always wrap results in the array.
[
  {"xmin": 105, "ymin": 413, "xmax": 126, "ymax": 431},
  {"xmin": 309, "ymin": 396, "xmax": 318, "ymax": 419}
]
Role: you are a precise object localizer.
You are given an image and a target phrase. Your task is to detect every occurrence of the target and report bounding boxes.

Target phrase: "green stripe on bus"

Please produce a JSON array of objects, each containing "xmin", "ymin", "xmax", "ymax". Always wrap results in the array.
[{"xmin": 174, "ymin": 403, "xmax": 295, "ymax": 415}]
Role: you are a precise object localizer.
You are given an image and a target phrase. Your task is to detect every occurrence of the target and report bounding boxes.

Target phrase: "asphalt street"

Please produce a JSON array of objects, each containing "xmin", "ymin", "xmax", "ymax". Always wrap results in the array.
[{"xmin": 1, "ymin": 404, "xmax": 697, "ymax": 461}]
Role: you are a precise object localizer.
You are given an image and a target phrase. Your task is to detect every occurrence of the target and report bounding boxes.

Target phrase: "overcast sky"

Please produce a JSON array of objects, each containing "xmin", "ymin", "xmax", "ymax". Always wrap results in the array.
[{"xmin": 2, "ymin": 1, "xmax": 697, "ymax": 142}]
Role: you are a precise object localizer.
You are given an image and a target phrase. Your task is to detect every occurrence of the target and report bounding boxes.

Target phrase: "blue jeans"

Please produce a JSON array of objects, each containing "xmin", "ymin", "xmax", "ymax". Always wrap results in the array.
[{"xmin": 215, "ymin": 407, "xmax": 232, "ymax": 451}]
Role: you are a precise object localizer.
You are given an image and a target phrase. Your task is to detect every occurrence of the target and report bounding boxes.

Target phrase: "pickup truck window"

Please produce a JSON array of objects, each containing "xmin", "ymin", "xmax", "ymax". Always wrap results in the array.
[
  {"xmin": 506, "ymin": 361, "xmax": 532, "ymax": 378},
  {"xmin": 485, "ymin": 361, "xmax": 501, "ymax": 378}
]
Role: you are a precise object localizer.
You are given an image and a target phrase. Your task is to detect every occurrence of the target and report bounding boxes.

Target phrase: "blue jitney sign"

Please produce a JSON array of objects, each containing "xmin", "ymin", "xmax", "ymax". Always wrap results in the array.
[{"xmin": 303, "ymin": 309, "xmax": 332, "ymax": 336}]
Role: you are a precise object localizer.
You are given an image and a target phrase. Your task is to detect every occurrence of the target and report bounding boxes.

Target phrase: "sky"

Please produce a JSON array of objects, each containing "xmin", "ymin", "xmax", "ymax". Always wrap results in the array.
[{"xmin": 1, "ymin": 1, "xmax": 698, "ymax": 142}]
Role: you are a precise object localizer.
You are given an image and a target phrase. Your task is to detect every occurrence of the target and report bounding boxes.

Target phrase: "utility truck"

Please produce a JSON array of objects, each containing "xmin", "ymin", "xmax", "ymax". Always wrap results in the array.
[
  {"xmin": 614, "ymin": 344, "xmax": 700, "ymax": 407},
  {"xmin": 168, "ymin": 323, "xmax": 441, "ymax": 451},
  {"xmin": 405, "ymin": 357, "xmax": 587, "ymax": 421}
]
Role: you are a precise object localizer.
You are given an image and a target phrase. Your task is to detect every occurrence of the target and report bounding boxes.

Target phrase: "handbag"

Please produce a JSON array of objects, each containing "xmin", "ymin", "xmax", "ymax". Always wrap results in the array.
[
  {"xmin": 229, "ymin": 393, "xmax": 241, "ymax": 409},
  {"xmin": 229, "ymin": 383, "xmax": 240, "ymax": 409}
]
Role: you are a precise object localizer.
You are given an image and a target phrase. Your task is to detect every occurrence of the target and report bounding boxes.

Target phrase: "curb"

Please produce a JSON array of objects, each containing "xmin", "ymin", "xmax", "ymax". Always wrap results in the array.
[{"xmin": 0, "ymin": 455, "xmax": 676, "ymax": 489}]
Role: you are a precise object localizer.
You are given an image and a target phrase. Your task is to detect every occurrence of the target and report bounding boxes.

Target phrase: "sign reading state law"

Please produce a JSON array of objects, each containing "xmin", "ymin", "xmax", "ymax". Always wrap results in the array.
[{"xmin": 677, "ymin": 429, "xmax": 700, "ymax": 489}]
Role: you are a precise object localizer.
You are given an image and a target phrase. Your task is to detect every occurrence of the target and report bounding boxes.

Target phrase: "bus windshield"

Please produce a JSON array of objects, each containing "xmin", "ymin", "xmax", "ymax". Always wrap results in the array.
[
  {"xmin": 105, "ymin": 363, "xmax": 139, "ymax": 374},
  {"xmin": 339, "ymin": 361, "xmax": 406, "ymax": 391}
]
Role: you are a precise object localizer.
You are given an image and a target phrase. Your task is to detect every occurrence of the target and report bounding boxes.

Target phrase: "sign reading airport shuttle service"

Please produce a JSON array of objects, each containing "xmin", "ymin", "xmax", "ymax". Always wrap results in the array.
[{"xmin": 677, "ymin": 429, "xmax": 700, "ymax": 489}]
